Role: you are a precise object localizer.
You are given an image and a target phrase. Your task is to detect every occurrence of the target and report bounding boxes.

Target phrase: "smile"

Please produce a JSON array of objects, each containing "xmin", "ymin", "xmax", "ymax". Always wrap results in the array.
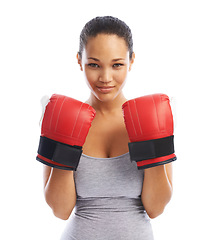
[{"xmin": 97, "ymin": 86, "xmax": 115, "ymax": 93}]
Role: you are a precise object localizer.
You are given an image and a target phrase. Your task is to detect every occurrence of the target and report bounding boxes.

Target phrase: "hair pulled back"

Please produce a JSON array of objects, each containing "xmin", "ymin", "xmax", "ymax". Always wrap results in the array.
[{"xmin": 78, "ymin": 16, "xmax": 133, "ymax": 59}]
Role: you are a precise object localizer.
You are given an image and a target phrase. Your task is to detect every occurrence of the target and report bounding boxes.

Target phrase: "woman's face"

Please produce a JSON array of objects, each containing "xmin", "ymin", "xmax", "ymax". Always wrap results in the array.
[{"xmin": 78, "ymin": 34, "xmax": 135, "ymax": 102}]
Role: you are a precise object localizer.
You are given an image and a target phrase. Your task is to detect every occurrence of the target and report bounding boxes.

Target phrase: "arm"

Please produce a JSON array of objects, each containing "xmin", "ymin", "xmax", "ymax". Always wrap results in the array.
[
  {"xmin": 43, "ymin": 165, "xmax": 76, "ymax": 220},
  {"xmin": 122, "ymin": 94, "xmax": 176, "ymax": 218},
  {"xmin": 141, "ymin": 163, "xmax": 173, "ymax": 219},
  {"xmin": 36, "ymin": 94, "xmax": 96, "ymax": 219}
]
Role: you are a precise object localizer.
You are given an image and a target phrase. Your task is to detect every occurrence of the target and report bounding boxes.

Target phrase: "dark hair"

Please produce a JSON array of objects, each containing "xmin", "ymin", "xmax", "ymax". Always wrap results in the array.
[{"xmin": 78, "ymin": 16, "xmax": 133, "ymax": 59}]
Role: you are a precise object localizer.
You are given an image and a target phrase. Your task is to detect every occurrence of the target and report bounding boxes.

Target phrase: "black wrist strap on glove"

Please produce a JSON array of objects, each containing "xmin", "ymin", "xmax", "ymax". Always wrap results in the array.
[
  {"xmin": 37, "ymin": 136, "xmax": 82, "ymax": 169},
  {"xmin": 128, "ymin": 135, "xmax": 175, "ymax": 162}
]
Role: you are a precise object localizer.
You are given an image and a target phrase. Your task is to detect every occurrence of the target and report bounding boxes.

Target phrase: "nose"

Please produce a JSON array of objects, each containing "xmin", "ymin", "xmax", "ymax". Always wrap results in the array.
[{"xmin": 99, "ymin": 69, "xmax": 112, "ymax": 84}]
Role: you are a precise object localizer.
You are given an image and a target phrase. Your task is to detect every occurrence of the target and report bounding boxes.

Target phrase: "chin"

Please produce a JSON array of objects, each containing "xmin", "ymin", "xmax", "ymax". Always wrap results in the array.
[
  {"xmin": 96, "ymin": 93, "xmax": 117, "ymax": 102},
  {"xmin": 92, "ymin": 88, "xmax": 123, "ymax": 103},
  {"xmin": 97, "ymin": 95, "xmax": 115, "ymax": 102}
]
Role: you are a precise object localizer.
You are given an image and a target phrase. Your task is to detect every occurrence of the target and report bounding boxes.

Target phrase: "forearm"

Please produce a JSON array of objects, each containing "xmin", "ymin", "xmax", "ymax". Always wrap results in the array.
[
  {"xmin": 141, "ymin": 165, "xmax": 173, "ymax": 218},
  {"xmin": 44, "ymin": 167, "xmax": 76, "ymax": 220}
]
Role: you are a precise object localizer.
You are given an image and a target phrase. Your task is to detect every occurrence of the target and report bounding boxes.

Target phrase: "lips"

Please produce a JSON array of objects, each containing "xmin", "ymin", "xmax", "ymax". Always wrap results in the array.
[{"xmin": 96, "ymin": 86, "xmax": 115, "ymax": 93}]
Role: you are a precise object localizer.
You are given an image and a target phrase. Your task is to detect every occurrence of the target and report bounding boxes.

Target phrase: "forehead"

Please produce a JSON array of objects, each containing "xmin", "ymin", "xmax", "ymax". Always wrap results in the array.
[{"xmin": 84, "ymin": 34, "xmax": 129, "ymax": 59}]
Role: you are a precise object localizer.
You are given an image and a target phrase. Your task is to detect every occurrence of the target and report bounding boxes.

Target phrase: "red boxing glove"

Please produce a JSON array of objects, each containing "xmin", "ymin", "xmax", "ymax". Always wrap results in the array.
[
  {"xmin": 122, "ymin": 94, "xmax": 177, "ymax": 169},
  {"xmin": 36, "ymin": 94, "xmax": 96, "ymax": 170}
]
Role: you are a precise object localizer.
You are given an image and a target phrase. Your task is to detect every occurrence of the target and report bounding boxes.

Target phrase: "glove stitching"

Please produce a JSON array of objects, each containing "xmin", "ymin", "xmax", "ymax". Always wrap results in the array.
[
  {"xmin": 133, "ymin": 99, "xmax": 143, "ymax": 136},
  {"xmin": 55, "ymin": 95, "xmax": 66, "ymax": 133}
]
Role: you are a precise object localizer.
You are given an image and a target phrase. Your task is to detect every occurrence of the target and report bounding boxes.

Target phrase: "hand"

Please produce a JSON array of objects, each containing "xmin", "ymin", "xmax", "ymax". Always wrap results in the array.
[
  {"xmin": 122, "ymin": 93, "xmax": 177, "ymax": 169},
  {"xmin": 36, "ymin": 94, "xmax": 96, "ymax": 170}
]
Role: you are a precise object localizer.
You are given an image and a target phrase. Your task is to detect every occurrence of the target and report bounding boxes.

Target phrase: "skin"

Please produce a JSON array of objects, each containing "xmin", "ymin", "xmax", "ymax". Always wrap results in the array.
[{"xmin": 43, "ymin": 33, "xmax": 173, "ymax": 220}]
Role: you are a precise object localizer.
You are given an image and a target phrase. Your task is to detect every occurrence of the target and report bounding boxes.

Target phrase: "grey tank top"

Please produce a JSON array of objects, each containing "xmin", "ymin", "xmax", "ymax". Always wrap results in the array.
[{"xmin": 60, "ymin": 152, "xmax": 154, "ymax": 240}]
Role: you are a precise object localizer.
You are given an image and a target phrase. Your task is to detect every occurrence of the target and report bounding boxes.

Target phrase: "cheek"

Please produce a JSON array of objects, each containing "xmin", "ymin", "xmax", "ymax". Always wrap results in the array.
[
  {"xmin": 84, "ymin": 70, "xmax": 98, "ymax": 86},
  {"xmin": 114, "ymin": 69, "xmax": 128, "ymax": 85}
]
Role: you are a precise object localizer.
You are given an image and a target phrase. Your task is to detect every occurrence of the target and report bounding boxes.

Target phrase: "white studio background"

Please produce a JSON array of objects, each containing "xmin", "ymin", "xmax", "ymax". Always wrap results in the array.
[{"xmin": 0, "ymin": 0, "xmax": 221, "ymax": 239}]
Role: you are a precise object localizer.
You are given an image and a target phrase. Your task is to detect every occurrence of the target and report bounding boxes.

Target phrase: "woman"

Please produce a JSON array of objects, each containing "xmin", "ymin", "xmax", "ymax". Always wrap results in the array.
[{"xmin": 41, "ymin": 16, "xmax": 174, "ymax": 240}]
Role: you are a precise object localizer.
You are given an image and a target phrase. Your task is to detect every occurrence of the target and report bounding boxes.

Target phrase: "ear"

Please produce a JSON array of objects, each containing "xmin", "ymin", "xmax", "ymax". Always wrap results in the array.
[
  {"xmin": 129, "ymin": 52, "xmax": 135, "ymax": 71},
  {"xmin": 76, "ymin": 53, "xmax": 83, "ymax": 71}
]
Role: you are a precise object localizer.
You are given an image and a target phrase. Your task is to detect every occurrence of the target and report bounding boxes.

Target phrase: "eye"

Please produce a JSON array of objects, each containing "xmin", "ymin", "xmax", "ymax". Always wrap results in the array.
[
  {"xmin": 113, "ymin": 63, "xmax": 124, "ymax": 68},
  {"xmin": 88, "ymin": 63, "xmax": 100, "ymax": 68}
]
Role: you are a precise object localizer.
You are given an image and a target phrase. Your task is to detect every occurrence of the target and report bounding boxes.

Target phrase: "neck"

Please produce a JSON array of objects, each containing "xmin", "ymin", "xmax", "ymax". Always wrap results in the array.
[{"xmin": 86, "ymin": 92, "xmax": 127, "ymax": 114}]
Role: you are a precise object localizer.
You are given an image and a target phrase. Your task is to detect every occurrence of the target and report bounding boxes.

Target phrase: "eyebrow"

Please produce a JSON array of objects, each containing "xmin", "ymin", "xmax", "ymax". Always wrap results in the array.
[
  {"xmin": 88, "ymin": 57, "xmax": 125, "ymax": 62},
  {"xmin": 88, "ymin": 57, "xmax": 99, "ymax": 61},
  {"xmin": 112, "ymin": 58, "xmax": 125, "ymax": 62}
]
